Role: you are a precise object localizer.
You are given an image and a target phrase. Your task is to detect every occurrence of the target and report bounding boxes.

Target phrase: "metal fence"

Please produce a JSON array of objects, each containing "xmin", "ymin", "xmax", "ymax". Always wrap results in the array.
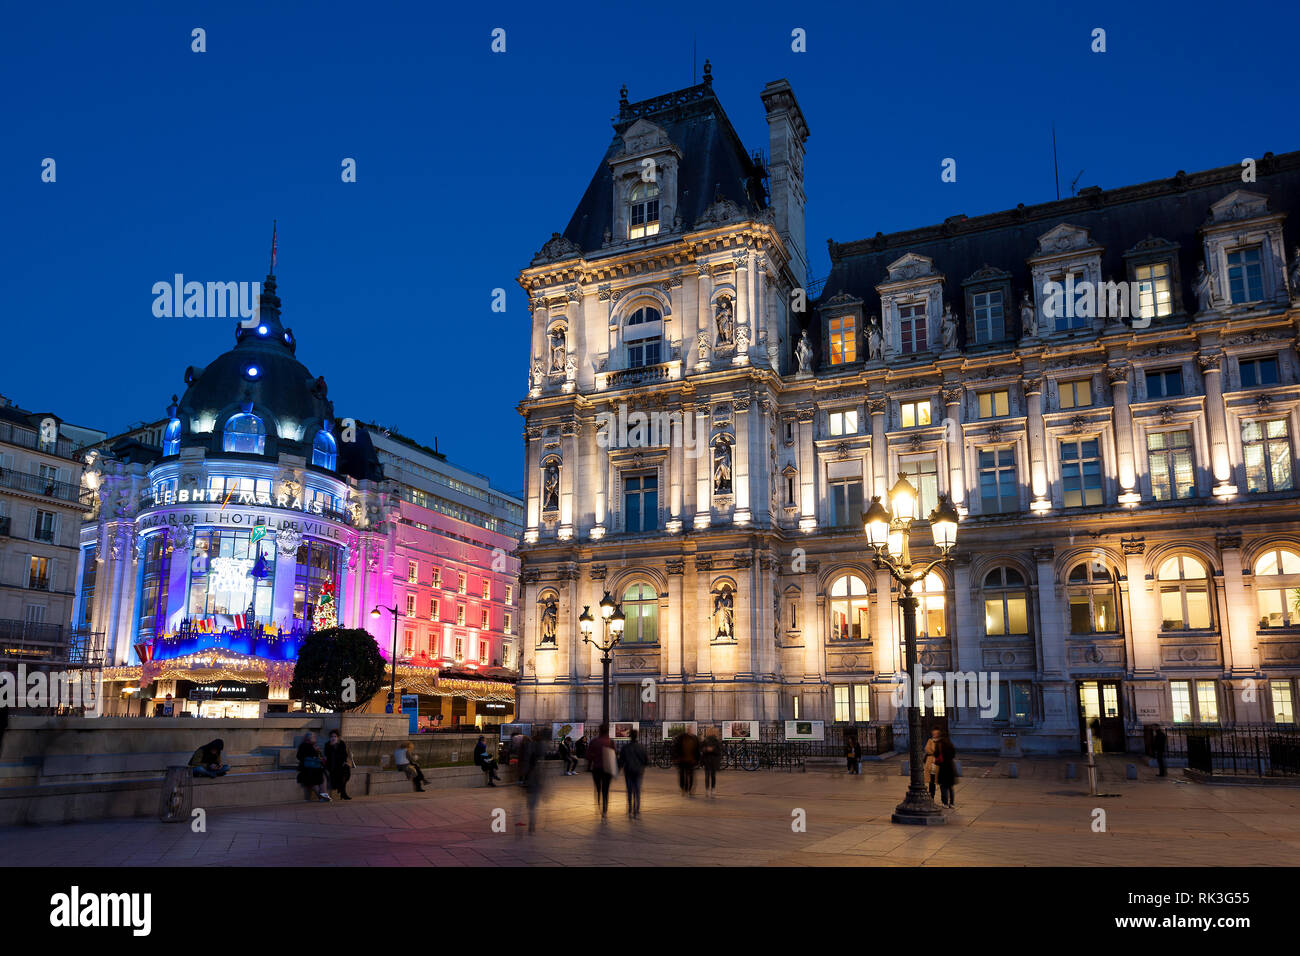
[{"xmin": 1161, "ymin": 723, "xmax": 1300, "ymax": 777}]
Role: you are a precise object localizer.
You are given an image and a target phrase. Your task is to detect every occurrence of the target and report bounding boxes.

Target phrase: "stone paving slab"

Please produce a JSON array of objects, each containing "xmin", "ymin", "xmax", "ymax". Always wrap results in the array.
[{"xmin": 1, "ymin": 763, "xmax": 1297, "ymax": 867}]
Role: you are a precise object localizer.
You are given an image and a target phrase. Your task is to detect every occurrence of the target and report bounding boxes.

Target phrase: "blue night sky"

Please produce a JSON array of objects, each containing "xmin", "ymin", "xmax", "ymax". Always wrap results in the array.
[{"xmin": 3, "ymin": 0, "xmax": 1295, "ymax": 496}]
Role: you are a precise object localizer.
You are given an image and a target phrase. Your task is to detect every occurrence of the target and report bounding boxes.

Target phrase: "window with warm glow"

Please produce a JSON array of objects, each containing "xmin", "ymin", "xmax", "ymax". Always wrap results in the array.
[
  {"xmin": 458, "ymin": 572, "xmax": 466, "ymax": 594},
  {"xmin": 407, "ymin": 561, "xmax": 418, "ymax": 583},
  {"xmin": 406, "ymin": 593, "xmax": 416, "ymax": 617},
  {"xmin": 1242, "ymin": 419, "xmax": 1293, "ymax": 493},
  {"xmin": 1253, "ymin": 548, "xmax": 1300, "ymax": 628},
  {"xmin": 829, "ymin": 574, "xmax": 869, "ymax": 641},
  {"xmin": 900, "ymin": 400, "xmax": 931, "ymax": 428},
  {"xmin": 628, "ymin": 181, "xmax": 660, "ymax": 239},
  {"xmin": 481, "ymin": 580, "xmax": 491, "ymax": 601},
  {"xmin": 854, "ymin": 684, "xmax": 870, "ymax": 721},
  {"xmin": 456, "ymin": 604, "xmax": 465, "ymax": 626},
  {"xmin": 1170, "ymin": 681, "xmax": 1193, "ymax": 723},
  {"xmin": 480, "ymin": 608, "xmax": 489, "ymax": 630},
  {"xmin": 899, "ymin": 572, "xmax": 946, "ymax": 639},
  {"xmin": 828, "ymin": 315, "xmax": 856, "ymax": 365},
  {"xmin": 430, "ymin": 598, "xmax": 439, "ymax": 620},
  {"xmin": 833, "ymin": 685, "xmax": 850, "ymax": 722},
  {"xmin": 1058, "ymin": 379, "xmax": 1092, "ymax": 410},
  {"xmin": 504, "ymin": 612, "xmax": 513, "ymax": 635},
  {"xmin": 828, "ymin": 409, "xmax": 859, "ymax": 436},
  {"xmin": 983, "ymin": 567, "xmax": 1029, "ymax": 635},
  {"xmin": 898, "ymin": 455, "xmax": 939, "ymax": 518},
  {"xmin": 625, "ymin": 306, "xmax": 662, "ymax": 368},
  {"xmin": 1158, "ymin": 556, "xmax": 1212, "ymax": 630},
  {"xmin": 1271, "ymin": 680, "xmax": 1295, "ymax": 723},
  {"xmin": 1196, "ymin": 680, "xmax": 1220, "ymax": 723},
  {"xmin": 623, "ymin": 582, "xmax": 658, "ymax": 643},
  {"xmin": 1148, "ymin": 430, "xmax": 1195, "ymax": 501},
  {"xmin": 977, "ymin": 390, "xmax": 1009, "ymax": 419},
  {"xmin": 1134, "ymin": 262, "xmax": 1173, "ymax": 320},
  {"xmin": 1068, "ymin": 561, "xmax": 1117, "ymax": 634}
]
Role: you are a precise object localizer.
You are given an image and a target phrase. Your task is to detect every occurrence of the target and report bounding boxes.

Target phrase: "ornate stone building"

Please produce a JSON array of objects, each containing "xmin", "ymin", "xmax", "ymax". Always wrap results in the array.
[{"xmin": 515, "ymin": 70, "xmax": 1300, "ymax": 753}]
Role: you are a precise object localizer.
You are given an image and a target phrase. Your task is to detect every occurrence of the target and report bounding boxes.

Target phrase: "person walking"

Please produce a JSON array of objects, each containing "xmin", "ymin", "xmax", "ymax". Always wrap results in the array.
[
  {"xmin": 1153, "ymin": 727, "xmax": 1168, "ymax": 777},
  {"xmin": 523, "ymin": 729, "xmax": 548, "ymax": 832},
  {"xmin": 574, "ymin": 734, "xmax": 587, "ymax": 764},
  {"xmin": 699, "ymin": 732, "xmax": 721, "ymax": 797},
  {"xmin": 937, "ymin": 732, "xmax": 958, "ymax": 809},
  {"xmin": 559, "ymin": 735, "xmax": 578, "ymax": 775},
  {"xmin": 323, "ymin": 730, "xmax": 353, "ymax": 800},
  {"xmin": 189, "ymin": 738, "xmax": 230, "ymax": 778},
  {"xmin": 394, "ymin": 741, "xmax": 427, "ymax": 792},
  {"xmin": 474, "ymin": 734, "xmax": 501, "ymax": 787},
  {"xmin": 619, "ymin": 728, "xmax": 649, "ymax": 817},
  {"xmin": 844, "ymin": 734, "xmax": 861, "ymax": 774},
  {"xmin": 297, "ymin": 732, "xmax": 331, "ymax": 802},
  {"xmin": 923, "ymin": 728, "xmax": 941, "ymax": 800},
  {"xmin": 587, "ymin": 723, "xmax": 614, "ymax": 819},
  {"xmin": 671, "ymin": 729, "xmax": 699, "ymax": 796}
]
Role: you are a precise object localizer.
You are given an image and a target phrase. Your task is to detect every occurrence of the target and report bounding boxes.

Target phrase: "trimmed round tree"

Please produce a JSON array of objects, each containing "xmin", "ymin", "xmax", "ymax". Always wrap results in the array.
[{"xmin": 290, "ymin": 627, "xmax": 386, "ymax": 712}]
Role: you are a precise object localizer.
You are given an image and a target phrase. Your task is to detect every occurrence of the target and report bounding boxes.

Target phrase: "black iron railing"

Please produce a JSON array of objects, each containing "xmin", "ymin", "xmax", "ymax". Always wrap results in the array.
[
  {"xmin": 1160, "ymin": 723, "xmax": 1300, "ymax": 777},
  {"xmin": 0, "ymin": 468, "xmax": 82, "ymax": 503},
  {"xmin": 0, "ymin": 421, "xmax": 80, "ymax": 460}
]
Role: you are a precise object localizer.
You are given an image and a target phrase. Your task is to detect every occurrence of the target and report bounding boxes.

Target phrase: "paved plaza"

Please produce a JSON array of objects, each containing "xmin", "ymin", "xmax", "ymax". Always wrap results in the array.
[{"xmin": 4, "ymin": 758, "xmax": 1298, "ymax": 866}]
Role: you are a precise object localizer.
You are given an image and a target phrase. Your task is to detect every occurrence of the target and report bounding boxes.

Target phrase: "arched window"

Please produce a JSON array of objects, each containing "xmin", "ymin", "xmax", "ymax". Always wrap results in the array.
[
  {"xmin": 625, "ymin": 306, "xmax": 662, "ymax": 369},
  {"xmin": 222, "ymin": 413, "xmax": 265, "ymax": 454},
  {"xmin": 623, "ymin": 582, "xmax": 658, "ymax": 643},
  {"xmin": 829, "ymin": 574, "xmax": 869, "ymax": 641},
  {"xmin": 1158, "ymin": 556, "xmax": 1213, "ymax": 630},
  {"xmin": 1254, "ymin": 547, "xmax": 1300, "ymax": 629},
  {"xmin": 162, "ymin": 418, "xmax": 182, "ymax": 456},
  {"xmin": 1067, "ymin": 561, "xmax": 1118, "ymax": 634},
  {"xmin": 983, "ymin": 567, "xmax": 1029, "ymax": 635},
  {"xmin": 312, "ymin": 428, "xmax": 337, "ymax": 470},
  {"xmin": 898, "ymin": 572, "xmax": 946, "ymax": 639},
  {"xmin": 628, "ymin": 181, "xmax": 660, "ymax": 239}
]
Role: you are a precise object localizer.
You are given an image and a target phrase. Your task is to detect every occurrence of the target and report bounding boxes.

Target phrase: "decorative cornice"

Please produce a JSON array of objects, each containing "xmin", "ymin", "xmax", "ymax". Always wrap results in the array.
[
  {"xmin": 1216, "ymin": 531, "xmax": 1243, "ymax": 551},
  {"xmin": 589, "ymin": 564, "xmax": 607, "ymax": 581},
  {"xmin": 1121, "ymin": 536, "xmax": 1146, "ymax": 556}
]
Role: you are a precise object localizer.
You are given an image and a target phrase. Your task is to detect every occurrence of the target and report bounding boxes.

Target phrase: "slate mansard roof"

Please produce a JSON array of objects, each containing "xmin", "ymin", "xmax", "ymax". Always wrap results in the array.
[
  {"xmin": 560, "ymin": 74, "xmax": 769, "ymax": 255},
  {"xmin": 817, "ymin": 151, "xmax": 1300, "ymax": 349}
]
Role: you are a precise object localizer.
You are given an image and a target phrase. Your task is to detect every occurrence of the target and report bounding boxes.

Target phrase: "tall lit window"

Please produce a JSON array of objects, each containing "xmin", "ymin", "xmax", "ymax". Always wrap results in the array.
[
  {"xmin": 457, "ymin": 572, "xmax": 467, "ymax": 594},
  {"xmin": 900, "ymin": 400, "xmax": 931, "ymax": 428},
  {"xmin": 1253, "ymin": 548, "xmax": 1300, "ymax": 628},
  {"xmin": 504, "ymin": 612, "xmax": 513, "ymax": 635},
  {"xmin": 1227, "ymin": 246, "xmax": 1264, "ymax": 303},
  {"xmin": 312, "ymin": 428, "xmax": 337, "ymax": 470},
  {"xmin": 983, "ymin": 567, "xmax": 1029, "ymax": 635},
  {"xmin": 1134, "ymin": 262, "xmax": 1172, "ymax": 320},
  {"xmin": 828, "ymin": 477, "xmax": 863, "ymax": 528},
  {"xmin": 902, "ymin": 572, "xmax": 946, "ymax": 639},
  {"xmin": 481, "ymin": 580, "xmax": 491, "ymax": 601},
  {"xmin": 1147, "ymin": 430, "xmax": 1195, "ymax": 501},
  {"xmin": 1060, "ymin": 438, "xmax": 1103, "ymax": 507},
  {"xmin": 828, "ymin": 410, "xmax": 859, "ymax": 436},
  {"xmin": 430, "ymin": 598, "xmax": 439, "ymax": 620},
  {"xmin": 623, "ymin": 582, "xmax": 658, "ymax": 643},
  {"xmin": 1272, "ymin": 681, "xmax": 1296, "ymax": 724},
  {"xmin": 828, "ymin": 315, "xmax": 856, "ymax": 365},
  {"xmin": 833, "ymin": 685, "xmax": 851, "ymax": 722},
  {"xmin": 971, "ymin": 290, "xmax": 1003, "ymax": 344},
  {"xmin": 431, "ymin": 568, "xmax": 441, "ymax": 588},
  {"xmin": 222, "ymin": 413, "xmax": 266, "ymax": 454},
  {"xmin": 1058, "ymin": 379, "xmax": 1092, "ymax": 410},
  {"xmin": 898, "ymin": 455, "xmax": 939, "ymax": 518},
  {"xmin": 1240, "ymin": 356, "xmax": 1279, "ymax": 388},
  {"xmin": 406, "ymin": 593, "xmax": 416, "ymax": 617},
  {"xmin": 978, "ymin": 447, "xmax": 1017, "ymax": 513},
  {"xmin": 407, "ymin": 561, "xmax": 418, "ymax": 583},
  {"xmin": 624, "ymin": 473, "xmax": 659, "ymax": 533},
  {"xmin": 898, "ymin": 302, "xmax": 927, "ymax": 355},
  {"xmin": 1196, "ymin": 680, "xmax": 1220, "ymax": 723},
  {"xmin": 628, "ymin": 181, "xmax": 660, "ymax": 239},
  {"xmin": 162, "ymin": 418, "xmax": 182, "ymax": 456},
  {"xmin": 456, "ymin": 605, "xmax": 465, "ymax": 626},
  {"xmin": 829, "ymin": 574, "xmax": 869, "ymax": 641},
  {"xmin": 505, "ymin": 585, "xmax": 513, "ymax": 603},
  {"xmin": 480, "ymin": 608, "xmax": 489, "ymax": 630},
  {"xmin": 479, "ymin": 640, "xmax": 489, "ymax": 665},
  {"xmin": 1242, "ymin": 419, "xmax": 1293, "ymax": 493},
  {"xmin": 1158, "ymin": 556, "xmax": 1212, "ymax": 630},
  {"xmin": 854, "ymin": 685, "xmax": 870, "ymax": 721},
  {"xmin": 1068, "ymin": 561, "xmax": 1117, "ymax": 634},
  {"xmin": 977, "ymin": 390, "xmax": 1009, "ymax": 418},
  {"xmin": 625, "ymin": 306, "xmax": 662, "ymax": 368},
  {"xmin": 1170, "ymin": 681, "xmax": 1193, "ymax": 723}
]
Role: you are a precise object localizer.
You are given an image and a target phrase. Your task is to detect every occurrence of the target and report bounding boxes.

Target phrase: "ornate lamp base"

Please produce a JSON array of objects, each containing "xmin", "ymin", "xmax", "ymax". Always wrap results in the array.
[{"xmin": 892, "ymin": 789, "xmax": 948, "ymax": 826}]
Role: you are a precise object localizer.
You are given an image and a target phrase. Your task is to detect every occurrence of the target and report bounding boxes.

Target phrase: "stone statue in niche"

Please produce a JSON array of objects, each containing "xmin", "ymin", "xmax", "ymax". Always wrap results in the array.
[
  {"xmin": 1020, "ymin": 292, "xmax": 1037, "ymax": 337},
  {"xmin": 712, "ymin": 584, "xmax": 735, "ymax": 640},
  {"xmin": 795, "ymin": 329, "xmax": 812, "ymax": 372},
  {"xmin": 715, "ymin": 296, "xmax": 734, "ymax": 344},
  {"xmin": 866, "ymin": 315, "xmax": 882, "ymax": 360},
  {"xmin": 1289, "ymin": 246, "xmax": 1300, "ymax": 298},
  {"xmin": 549, "ymin": 328, "xmax": 567, "ymax": 373},
  {"xmin": 712, "ymin": 438, "xmax": 732, "ymax": 494},
  {"xmin": 941, "ymin": 304, "xmax": 959, "ymax": 351},
  {"xmin": 1195, "ymin": 262, "xmax": 1219, "ymax": 312},
  {"xmin": 539, "ymin": 595, "xmax": 558, "ymax": 644},
  {"xmin": 542, "ymin": 462, "xmax": 560, "ymax": 512}
]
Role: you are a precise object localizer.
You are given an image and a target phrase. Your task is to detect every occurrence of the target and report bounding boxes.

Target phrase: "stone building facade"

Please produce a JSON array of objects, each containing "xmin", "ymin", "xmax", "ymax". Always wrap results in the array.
[{"xmin": 515, "ymin": 71, "xmax": 1300, "ymax": 753}]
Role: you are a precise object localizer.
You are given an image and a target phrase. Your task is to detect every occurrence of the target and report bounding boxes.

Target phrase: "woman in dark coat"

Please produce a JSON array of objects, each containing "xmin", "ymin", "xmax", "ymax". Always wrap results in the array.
[
  {"xmin": 323, "ymin": 730, "xmax": 352, "ymax": 800},
  {"xmin": 296, "ymin": 731, "xmax": 330, "ymax": 802},
  {"xmin": 936, "ymin": 734, "xmax": 958, "ymax": 809}
]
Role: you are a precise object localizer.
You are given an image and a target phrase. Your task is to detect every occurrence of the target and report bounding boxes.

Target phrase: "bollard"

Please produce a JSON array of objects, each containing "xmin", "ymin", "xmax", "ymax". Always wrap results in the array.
[
  {"xmin": 1126, "ymin": 763, "xmax": 1137, "ymax": 780},
  {"xmin": 1065, "ymin": 762, "xmax": 1077, "ymax": 780},
  {"xmin": 1008, "ymin": 762, "xmax": 1018, "ymax": 778}
]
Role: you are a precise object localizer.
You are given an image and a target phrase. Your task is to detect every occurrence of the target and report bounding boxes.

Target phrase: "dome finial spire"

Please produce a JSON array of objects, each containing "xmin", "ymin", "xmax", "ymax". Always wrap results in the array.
[{"xmin": 269, "ymin": 220, "xmax": 278, "ymax": 277}]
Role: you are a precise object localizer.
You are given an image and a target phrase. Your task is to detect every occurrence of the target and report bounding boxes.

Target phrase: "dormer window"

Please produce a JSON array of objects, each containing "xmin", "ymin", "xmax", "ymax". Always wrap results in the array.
[
  {"xmin": 628, "ymin": 182, "xmax": 660, "ymax": 239},
  {"xmin": 625, "ymin": 306, "xmax": 662, "ymax": 368},
  {"xmin": 1134, "ymin": 262, "xmax": 1173, "ymax": 320},
  {"xmin": 828, "ymin": 314, "xmax": 856, "ymax": 365},
  {"xmin": 898, "ymin": 302, "xmax": 928, "ymax": 354},
  {"xmin": 223, "ymin": 413, "xmax": 266, "ymax": 454},
  {"xmin": 312, "ymin": 427, "xmax": 337, "ymax": 470},
  {"xmin": 1227, "ymin": 246, "xmax": 1265, "ymax": 304},
  {"xmin": 162, "ymin": 418, "xmax": 181, "ymax": 456},
  {"xmin": 970, "ymin": 290, "xmax": 1003, "ymax": 345}
]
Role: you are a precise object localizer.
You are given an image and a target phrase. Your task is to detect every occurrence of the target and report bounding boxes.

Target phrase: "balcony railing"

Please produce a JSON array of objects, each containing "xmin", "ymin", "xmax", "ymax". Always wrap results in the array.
[
  {"xmin": 604, "ymin": 363, "xmax": 672, "ymax": 388},
  {"xmin": 0, "ymin": 421, "xmax": 81, "ymax": 460},
  {"xmin": 33, "ymin": 527, "xmax": 56, "ymax": 543},
  {"xmin": 0, "ymin": 468, "xmax": 82, "ymax": 503}
]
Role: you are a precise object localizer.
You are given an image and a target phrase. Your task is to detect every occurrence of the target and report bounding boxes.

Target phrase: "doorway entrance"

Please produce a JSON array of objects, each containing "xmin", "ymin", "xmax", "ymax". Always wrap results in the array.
[{"xmin": 1077, "ymin": 680, "xmax": 1125, "ymax": 752}]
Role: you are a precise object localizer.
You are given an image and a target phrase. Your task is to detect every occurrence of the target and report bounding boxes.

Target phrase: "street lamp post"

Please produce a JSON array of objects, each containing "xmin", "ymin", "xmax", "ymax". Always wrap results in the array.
[
  {"xmin": 370, "ymin": 604, "xmax": 403, "ymax": 714},
  {"xmin": 579, "ymin": 591, "xmax": 625, "ymax": 728},
  {"xmin": 863, "ymin": 475, "xmax": 960, "ymax": 826}
]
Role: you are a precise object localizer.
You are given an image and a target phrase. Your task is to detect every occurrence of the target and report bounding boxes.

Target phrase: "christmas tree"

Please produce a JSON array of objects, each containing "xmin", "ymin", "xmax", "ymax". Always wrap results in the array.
[{"xmin": 316, "ymin": 576, "xmax": 337, "ymax": 629}]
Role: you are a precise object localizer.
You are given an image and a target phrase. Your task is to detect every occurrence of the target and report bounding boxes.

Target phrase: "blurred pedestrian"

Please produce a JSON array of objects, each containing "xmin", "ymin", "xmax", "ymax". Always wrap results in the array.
[
  {"xmin": 923, "ymin": 728, "xmax": 940, "ymax": 800},
  {"xmin": 297, "ymin": 732, "xmax": 330, "ymax": 802},
  {"xmin": 619, "ymin": 728, "xmax": 649, "ymax": 817},
  {"xmin": 671, "ymin": 728, "xmax": 699, "ymax": 796},
  {"xmin": 937, "ymin": 732, "xmax": 957, "ymax": 808},
  {"xmin": 394, "ymin": 741, "xmax": 427, "ymax": 792},
  {"xmin": 588, "ymin": 723, "xmax": 615, "ymax": 819},
  {"xmin": 558, "ymin": 735, "xmax": 578, "ymax": 775},
  {"xmin": 324, "ymin": 730, "xmax": 353, "ymax": 800},
  {"xmin": 699, "ymin": 733, "xmax": 721, "ymax": 796},
  {"xmin": 575, "ymin": 734, "xmax": 588, "ymax": 763},
  {"xmin": 1153, "ymin": 727, "xmax": 1168, "ymax": 777}
]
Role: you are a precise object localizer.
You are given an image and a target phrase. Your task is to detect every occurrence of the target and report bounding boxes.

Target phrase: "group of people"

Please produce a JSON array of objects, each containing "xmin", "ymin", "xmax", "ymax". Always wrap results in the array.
[
  {"xmin": 667, "ymin": 728, "xmax": 722, "ymax": 797},
  {"xmin": 923, "ymin": 729, "xmax": 958, "ymax": 808},
  {"xmin": 291, "ymin": 730, "xmax": 356, "ymax": 802}
]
